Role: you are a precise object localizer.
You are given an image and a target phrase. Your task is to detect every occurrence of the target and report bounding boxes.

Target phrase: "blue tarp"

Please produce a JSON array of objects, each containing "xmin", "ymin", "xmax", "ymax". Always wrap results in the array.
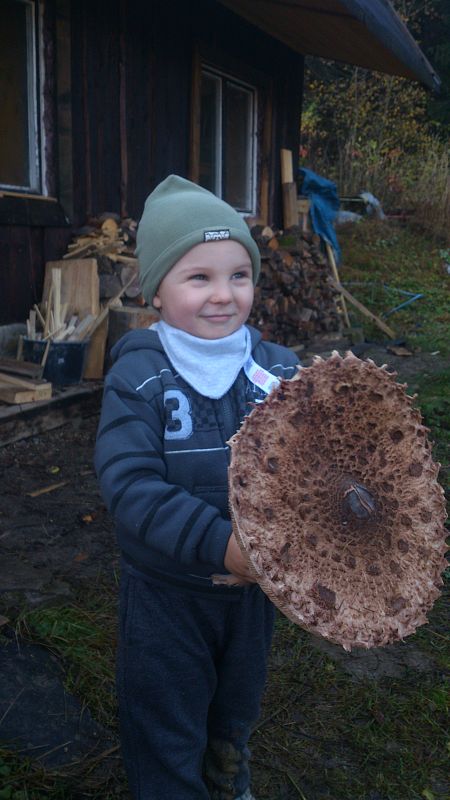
[{"xmin": 299, "ymin": 168, "xmax": 341, "ymax": 263}]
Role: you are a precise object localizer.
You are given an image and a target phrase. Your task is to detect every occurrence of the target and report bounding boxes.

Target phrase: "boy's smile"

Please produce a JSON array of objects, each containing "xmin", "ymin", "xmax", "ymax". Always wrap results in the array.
[{"xmin": 152, "ymin": 240, "xmax": 255, "ymax": 339}]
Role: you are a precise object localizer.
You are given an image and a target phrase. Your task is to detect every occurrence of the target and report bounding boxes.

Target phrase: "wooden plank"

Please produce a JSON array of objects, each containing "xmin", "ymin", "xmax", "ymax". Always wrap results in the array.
[
  {"xmin": 68, "ymin": 313, "xmax": 96, "ymax": 341},
  {"xmin": 119, "ymin": 0, "xmax": 129, "ymax": 220},
  {"xmin": 282, "ymin": 182, "xmax": 298, "ymax": 229},
  {"xmin": 42, "ymin": 259, "xmax": 100, "ymax": 320},
  {"xmin": 0, "ymin": 191, "xmax": 57, "ymax": 201},
  {"xmin": 329, "ymin": 278, "xmax": 396, "ymax": 339},
  {"xmin": 83, "ymin": 316, "xmax": 108, "ymax": 379},
  {"xmin": 325, "ymin": 243, "xmax": 351, "ymax": 329},
  {"xmin": 280, "ymin": 149, "xmax": 294, "ymax": 184},
  {"xmin": 0, "ymin": 383, "xmax": 103, "ymax": 448},
  {"xmin": 0, "ymin": 372, "xmax": 52, "ymax": 399},
  {"xmin": 0, "ymin": 372, "xmax": 48, "ymax": 390},
  {"xmin": 0, "ymin": 358, "xmax": 44, "ymax": 379},
  {"xmin": 188, "ymin": 47, "xmax": 202, "ymax": 184},
  {"xmin": 76, "ymin": 273, "xmax": 137, "ymax": 343},
  {"xmin": 55, "ymin": 0, "xmax": 74, "ymax": 220},
  {"xmin": 259, "ymin": 83, "xmax": 274, "ymax": 226},
  {"xmin": 0, "ymin": 383, "xmax": 51, "ymax": 404},
  {"xmin": 0, "ymin": 386, "xmax": 36, "ymax": 404}
]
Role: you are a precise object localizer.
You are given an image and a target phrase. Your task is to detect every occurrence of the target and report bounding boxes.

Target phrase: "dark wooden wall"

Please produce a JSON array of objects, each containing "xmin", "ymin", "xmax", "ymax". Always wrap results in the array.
[{"xmin": 0, "ymin": 0, "xmax": 303, "ymax": 324}]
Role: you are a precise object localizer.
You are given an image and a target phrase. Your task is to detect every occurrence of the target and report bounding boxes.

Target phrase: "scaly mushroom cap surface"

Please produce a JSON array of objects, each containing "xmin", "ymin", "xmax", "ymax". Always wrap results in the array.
[{"xmin": 229, "ymin": 352, "xmax": 447, "ymax": 650}]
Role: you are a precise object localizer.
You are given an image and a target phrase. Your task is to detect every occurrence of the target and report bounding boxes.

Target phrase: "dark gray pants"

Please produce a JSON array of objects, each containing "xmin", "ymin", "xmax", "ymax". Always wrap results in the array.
[{"xmin": 117, "ymin": 570, "xmax": 274, "ymax": 799}]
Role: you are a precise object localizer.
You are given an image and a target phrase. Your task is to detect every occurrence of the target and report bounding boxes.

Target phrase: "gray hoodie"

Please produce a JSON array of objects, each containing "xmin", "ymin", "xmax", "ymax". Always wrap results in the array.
[{"xmin": 95, "ymin": 326, "xmax": 298, "ymax": 593}]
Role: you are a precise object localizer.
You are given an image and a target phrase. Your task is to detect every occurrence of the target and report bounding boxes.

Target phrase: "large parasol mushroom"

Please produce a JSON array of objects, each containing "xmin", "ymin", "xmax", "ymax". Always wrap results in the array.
[{"xmin": 228, "ymin": 352, "xmax": 447, "ymax": 650}]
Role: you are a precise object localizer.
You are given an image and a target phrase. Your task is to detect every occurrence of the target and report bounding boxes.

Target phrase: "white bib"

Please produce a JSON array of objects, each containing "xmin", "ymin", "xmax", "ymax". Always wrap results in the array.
[{"xmin": 152, "ymin": 321, "xmax": 279, "ymax": 399}]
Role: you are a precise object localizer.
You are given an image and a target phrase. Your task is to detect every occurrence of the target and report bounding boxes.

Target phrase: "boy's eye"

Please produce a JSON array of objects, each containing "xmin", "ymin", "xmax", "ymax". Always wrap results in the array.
[
  {"xmin": 189, "ymin": 273, "xmax": 208, "ymax": 281},
  {"xmin": 233, "ymin": 271, "xmax": 251, "ymax": 280}
]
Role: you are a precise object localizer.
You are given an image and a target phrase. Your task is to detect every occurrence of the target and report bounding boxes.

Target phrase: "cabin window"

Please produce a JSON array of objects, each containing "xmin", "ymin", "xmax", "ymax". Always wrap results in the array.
[
  {"xmin": 199, "ymin": 67, "xmax": 257, "ymax": 214},
  {"xmin": 0, "ymin": 0, "xmax": 41, "ymax": 192}
]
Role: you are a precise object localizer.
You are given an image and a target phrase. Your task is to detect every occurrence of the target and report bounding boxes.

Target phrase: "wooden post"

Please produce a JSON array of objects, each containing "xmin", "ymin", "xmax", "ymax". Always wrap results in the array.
[
  {"xmin": 280, "ymin": 149, "xmax": 294, "ymax": 183},
  {"xmin": 328, "ymin": 278, "xmax": 396, "ymax": 339},
  {"xmin": 325, "ymin": 243, "xmax": 351, "ymax": 329},
  {"xmin": 280, "ymin": 149, "xmax": 298, "ymax": 230}
]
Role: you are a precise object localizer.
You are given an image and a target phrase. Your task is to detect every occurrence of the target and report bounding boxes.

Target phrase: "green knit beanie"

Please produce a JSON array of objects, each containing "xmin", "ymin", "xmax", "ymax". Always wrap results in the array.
[{"xmin": 136, "ymin": 175, "xmax": 261, "ymax": 305}]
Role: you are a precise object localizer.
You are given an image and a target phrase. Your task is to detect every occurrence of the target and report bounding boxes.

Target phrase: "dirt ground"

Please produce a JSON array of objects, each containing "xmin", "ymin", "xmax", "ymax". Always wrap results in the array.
[
  {"xmin": 0, "ymin": 340, "xmax": 448, "ymax": 796},
  {"xmin": 0, "ymin": 412, "xmax": 116, "ymax": 615}
]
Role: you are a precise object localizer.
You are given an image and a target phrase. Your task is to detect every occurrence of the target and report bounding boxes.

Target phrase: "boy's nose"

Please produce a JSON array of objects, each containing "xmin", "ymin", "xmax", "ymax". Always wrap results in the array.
[{"xmin": 210, "ymin": 280, "xmax": 233, "ymax": 303}]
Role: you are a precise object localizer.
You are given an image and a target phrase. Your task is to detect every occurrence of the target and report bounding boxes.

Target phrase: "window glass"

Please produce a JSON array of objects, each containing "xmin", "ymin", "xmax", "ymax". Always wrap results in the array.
[
  {"xmin": 199, "ymin": 67, "xmax": 256, "ymax": 213},
  {"xmin": 0, "ymin": 0, "xmax": 40, "ymax": 191}
]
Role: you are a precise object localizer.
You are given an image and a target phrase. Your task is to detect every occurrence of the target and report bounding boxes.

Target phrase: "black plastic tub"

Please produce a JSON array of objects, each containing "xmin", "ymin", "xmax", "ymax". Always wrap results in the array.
[{"xmin": 23, "ymin": 338, "xmax": 89, "ymax": 385}]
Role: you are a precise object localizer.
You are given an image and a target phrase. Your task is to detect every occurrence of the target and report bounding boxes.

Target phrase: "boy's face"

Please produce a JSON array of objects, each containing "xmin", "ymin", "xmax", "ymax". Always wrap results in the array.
[{"xmin": 153, "ymin": 240, "xmax": 254, "ymax": 339}]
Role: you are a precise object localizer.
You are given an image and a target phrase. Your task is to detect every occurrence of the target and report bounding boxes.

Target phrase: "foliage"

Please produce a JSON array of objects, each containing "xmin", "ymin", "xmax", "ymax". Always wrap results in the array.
[
  {"xmin": 338, "ymin": 219, "xmax": 450, "ymax": 354},
  {"xmin": 300, "ymin": 0, "xmax": 450, "ymax": 242}
]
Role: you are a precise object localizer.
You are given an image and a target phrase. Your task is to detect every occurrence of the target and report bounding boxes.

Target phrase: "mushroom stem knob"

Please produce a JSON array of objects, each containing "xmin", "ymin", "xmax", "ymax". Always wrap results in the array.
[{"xmin": 342, "ymin": 482, "xmax": 377, "ymax": 521}]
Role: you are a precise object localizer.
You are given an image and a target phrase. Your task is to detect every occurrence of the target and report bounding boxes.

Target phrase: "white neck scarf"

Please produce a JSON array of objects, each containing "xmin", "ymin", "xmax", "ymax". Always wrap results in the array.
[{"xmin": 152, "ymin": 320, "xmax": 252, "ymax": 399}]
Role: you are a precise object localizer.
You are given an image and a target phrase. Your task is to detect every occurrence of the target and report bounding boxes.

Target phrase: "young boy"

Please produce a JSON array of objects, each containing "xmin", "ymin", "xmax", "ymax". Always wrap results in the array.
[{"xmin": 95, "ymin": 175, "xmax": 299, "ymax": 799}]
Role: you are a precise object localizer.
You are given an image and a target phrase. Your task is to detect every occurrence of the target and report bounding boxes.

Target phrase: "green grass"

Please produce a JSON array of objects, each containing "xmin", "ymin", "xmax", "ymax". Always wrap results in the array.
[
  {"xmin": 338, "ymin": 220, "xmax": 450, "ymax": 354},
  {"xmin": 0, "ymin": 587, "xmax": 122, "ymax": 799},
  {"xmin": 17, "ymin": 597, "xmax": 118, "ymax": 730},
  {"xmin": 253, "ymin": 613, "xmax": 449, "ymax": 800},
  {"xmin": 0, "ymin": 750, "xmax": 69, "ymax": 800}
]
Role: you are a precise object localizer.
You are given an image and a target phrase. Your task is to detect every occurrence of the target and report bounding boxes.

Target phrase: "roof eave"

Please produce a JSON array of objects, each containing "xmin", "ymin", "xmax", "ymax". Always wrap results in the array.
[{"xmin": 216, "ymin": 0, "xmax": 440, "ymax": 93}]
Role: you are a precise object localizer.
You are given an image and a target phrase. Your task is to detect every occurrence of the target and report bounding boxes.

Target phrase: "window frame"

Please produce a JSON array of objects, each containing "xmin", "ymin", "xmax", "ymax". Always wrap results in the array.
[
  {"xmin": 0, "ymin": 0, "xmax": 43, "ymax": 194},
  {"xmin": 190, "ymin": 45, "xmax": 273, "ymax": 222},
  {"xmin": 199, "ymin": 65, "xmax": 258, "ymax": 214}
]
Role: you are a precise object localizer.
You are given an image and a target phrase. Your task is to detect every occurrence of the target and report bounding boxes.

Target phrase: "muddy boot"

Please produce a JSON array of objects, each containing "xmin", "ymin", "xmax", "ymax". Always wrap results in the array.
[{"xmin": 204, "ymin": 737, "xmax": 254, "ymax": 800}]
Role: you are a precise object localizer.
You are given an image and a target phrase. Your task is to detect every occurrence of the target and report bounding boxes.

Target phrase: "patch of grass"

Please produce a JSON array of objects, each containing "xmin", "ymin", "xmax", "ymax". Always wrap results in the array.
[
  {"xmin": 339, "ymin": 221, "xmax": 450, "ymax": 354},
  {"xmin": 416, "ymin": 368, "xmax": 450, "ymax": 512},
  {"xmin": 253, "ymin": 616, "xmax": 449, "ymax": 800},
  {"xmin": 0, "ymin": 749, "xmax": 69, "ymax": 799},
  {"xmin": 16, "ymin": 591, "xmax": 118, "ymax": 731},
  {"xmin": 1, "ymin": 586, "xmax": 124, "ymax": 799}
]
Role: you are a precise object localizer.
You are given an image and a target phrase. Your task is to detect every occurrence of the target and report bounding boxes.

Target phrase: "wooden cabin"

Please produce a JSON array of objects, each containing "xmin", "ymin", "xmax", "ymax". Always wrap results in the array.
[{"xmin": 0, "ymin": 0, "xmax": 439, "ymax": 324}]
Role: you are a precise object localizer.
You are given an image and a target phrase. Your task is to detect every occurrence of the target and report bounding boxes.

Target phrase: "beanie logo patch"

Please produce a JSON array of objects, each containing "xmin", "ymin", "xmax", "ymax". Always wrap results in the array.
[{"xmin": 204, "ymin": 229, "xmax": 230, "ymax": 242}]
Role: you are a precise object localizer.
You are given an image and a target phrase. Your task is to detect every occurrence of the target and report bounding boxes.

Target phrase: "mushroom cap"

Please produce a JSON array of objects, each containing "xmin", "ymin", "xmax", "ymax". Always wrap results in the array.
[{"xmin": 229, "ymin": 352, "xmax": 448, "ymax": 650}]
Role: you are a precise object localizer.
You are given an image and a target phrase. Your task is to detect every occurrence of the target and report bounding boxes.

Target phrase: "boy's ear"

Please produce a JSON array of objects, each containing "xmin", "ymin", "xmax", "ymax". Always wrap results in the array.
[{"xmin": 153, "ymin": 293, "xmax": 162, "ymax": 309}]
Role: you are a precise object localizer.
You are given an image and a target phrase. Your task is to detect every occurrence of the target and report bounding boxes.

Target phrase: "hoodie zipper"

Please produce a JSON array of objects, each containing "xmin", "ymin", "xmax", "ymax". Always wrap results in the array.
[{"xmin": 219, "ymin": 391, "xmax": 238, "ymax": 448}]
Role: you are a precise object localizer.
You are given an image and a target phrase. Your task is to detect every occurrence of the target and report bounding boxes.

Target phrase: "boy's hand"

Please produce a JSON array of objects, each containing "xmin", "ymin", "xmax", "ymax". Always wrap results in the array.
[{"xmin": 218, "ymin": 533, "xmax": 256, "ymax": 586}]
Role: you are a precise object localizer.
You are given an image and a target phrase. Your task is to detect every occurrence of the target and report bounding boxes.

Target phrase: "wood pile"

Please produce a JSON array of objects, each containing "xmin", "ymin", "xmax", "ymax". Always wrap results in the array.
[
  {"xmin": 63, "ymin": 213, "xmax": 142, "ymax": 304},
  {"xmin": 51, "ymin": 213, "xmax": 343, "ymax": 351},
  {"xmin": 248, "ymin": 225, "xmax": 341, "ymax": 346}
]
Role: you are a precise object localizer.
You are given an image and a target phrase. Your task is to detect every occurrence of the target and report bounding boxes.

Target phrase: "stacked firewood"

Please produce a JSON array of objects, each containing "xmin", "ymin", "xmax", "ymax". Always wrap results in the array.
[
  {"xmin": 63, "ymin": 215, "xmax": 340, "ymax": 347},
  {"xmin": 248, "ymin": 225, "xmax": 340, "ymax": 346},
  {"xmin": 64, "ymin": 213, "xmax": 143, "ymax": 304}
]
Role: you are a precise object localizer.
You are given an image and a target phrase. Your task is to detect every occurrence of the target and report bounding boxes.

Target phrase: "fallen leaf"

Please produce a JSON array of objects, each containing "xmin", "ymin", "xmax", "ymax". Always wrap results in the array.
[
  {"xmin": 386, "ymin": 345, "xmax": 413, "ymax": 357},
  {"xmin": 73, "ymin": 552, "xmax": 89, "ymax": 562}
]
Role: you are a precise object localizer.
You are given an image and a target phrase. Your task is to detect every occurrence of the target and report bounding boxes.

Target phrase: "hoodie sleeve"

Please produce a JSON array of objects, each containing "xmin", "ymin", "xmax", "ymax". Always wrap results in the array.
[{"xmin": 94, "ymin": 371, "xmax": 232, "ymax": 572}]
